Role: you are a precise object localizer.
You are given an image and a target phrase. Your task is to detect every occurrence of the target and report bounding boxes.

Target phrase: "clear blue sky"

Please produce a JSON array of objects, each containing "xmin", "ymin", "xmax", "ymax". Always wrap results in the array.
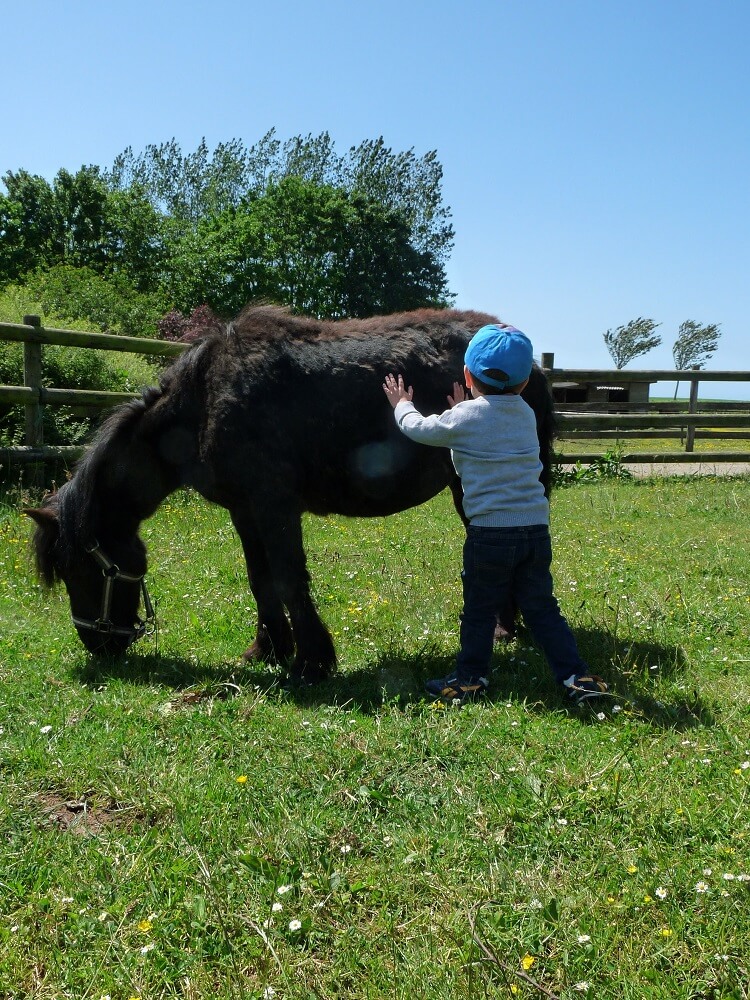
[{"xmin": 3, "ymin": 0, "xmax": 749, "ymax": 395}]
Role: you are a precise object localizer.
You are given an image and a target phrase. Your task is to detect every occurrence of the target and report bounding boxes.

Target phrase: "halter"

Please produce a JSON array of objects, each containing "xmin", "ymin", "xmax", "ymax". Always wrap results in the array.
[{"xmin": 71, "ymin": 541, "xmax": 155, "ymax": 645}]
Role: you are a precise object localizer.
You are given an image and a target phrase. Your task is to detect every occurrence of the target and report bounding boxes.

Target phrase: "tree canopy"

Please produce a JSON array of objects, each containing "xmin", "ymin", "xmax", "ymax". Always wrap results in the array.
[
  {"xmin": 603, "ymin": 317, "xmax": 662, "ymax": 368},
  {"xmin": 671, "ymin": 320, "xmax": 722, "ymax": 398},
  {"xmin": 105, "ymin": 131, "xmax": 454, "ymax": 267},
  {"xmin": 0, "ymin": 167, "xmax": 165, "ymax": 291},
  {"xmin": 0, "ymin": 133, "xmax": 455, "ymax": 333},
  {"xmin": 672, "ymin": 320, "xmax": 721, "ymax": 370},
  {"xmin": 163, "ymin": 177, "xmax": 447, "ymax": 318}
]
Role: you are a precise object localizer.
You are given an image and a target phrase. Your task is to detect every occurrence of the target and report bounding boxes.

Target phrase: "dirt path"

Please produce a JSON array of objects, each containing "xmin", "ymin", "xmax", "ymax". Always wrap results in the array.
[
  {"xmin": 559, "ymin": 461, "xmax": 750, "ymax": 478},
  {"xmin": 626, "ymin": 462, "xmax": 750, "ymax": 478}
]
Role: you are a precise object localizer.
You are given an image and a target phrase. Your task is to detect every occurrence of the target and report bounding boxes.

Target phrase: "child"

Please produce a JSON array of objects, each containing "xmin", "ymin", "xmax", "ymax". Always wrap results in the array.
[{"xmin": 382, "ymin": 323, "xmax": 609, "ymax": 705}]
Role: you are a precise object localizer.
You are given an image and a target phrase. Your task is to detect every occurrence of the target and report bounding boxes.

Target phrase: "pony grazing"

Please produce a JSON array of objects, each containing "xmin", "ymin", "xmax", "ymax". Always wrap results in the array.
[{"xmin": 27, "ymin": 306, "xmax": 556, "ymax": 681}]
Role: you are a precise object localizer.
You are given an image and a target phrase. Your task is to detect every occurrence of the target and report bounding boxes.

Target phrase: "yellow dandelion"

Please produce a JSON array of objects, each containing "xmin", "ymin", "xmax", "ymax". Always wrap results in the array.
[
  {"xmin": 660, "ymin": 928, "xmax": 673, "ymax": 937},
  {"xmin": 236, "ymin": 775, "xmax": 248, "ymax": 784},
  {"xmin": 521, "ymin": 953, "xmax": 535, "ymax": 970},
  {"xmin": 137, "ymin": 919, "xmax": 153, "ymax": 932},
  {"xmin": 627, "ymin": 864, "xmax": 638, "ymax": 874}
]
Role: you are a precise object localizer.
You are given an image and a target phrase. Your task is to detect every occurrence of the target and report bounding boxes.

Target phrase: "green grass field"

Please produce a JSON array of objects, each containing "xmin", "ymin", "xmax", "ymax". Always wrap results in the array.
[
  {"xmin": 554, "ymin": 437, "xmax": 750, "ymax": 457},
  {"xmin": 1, "ymin": 476, "xmax": 749, "ymax": 999}
]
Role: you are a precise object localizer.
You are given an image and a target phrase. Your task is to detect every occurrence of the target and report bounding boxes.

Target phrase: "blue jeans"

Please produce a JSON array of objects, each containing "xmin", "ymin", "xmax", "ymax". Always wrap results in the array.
[{"xmin": 455, "ymin": 524, "xmax": 587, "ymax": 685}]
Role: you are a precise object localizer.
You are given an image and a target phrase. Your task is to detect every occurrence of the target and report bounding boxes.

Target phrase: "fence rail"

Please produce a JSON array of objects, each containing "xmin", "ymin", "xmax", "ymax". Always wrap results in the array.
[{"xmin": 2, "ymin": 318, "xmax": 750, "ymax": 480}]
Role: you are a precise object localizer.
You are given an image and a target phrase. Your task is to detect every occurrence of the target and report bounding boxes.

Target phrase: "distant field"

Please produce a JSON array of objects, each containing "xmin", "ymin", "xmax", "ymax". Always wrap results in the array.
[{"xmin": 555, "ymin": 437, "xmax": 750, "ymax": 456}]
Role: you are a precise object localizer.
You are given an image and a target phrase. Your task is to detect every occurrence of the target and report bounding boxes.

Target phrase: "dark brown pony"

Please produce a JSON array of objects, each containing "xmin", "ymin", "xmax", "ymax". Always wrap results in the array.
[{"xmin": 27, "ymin": 306, "xmax": 556, "ymax": 681}]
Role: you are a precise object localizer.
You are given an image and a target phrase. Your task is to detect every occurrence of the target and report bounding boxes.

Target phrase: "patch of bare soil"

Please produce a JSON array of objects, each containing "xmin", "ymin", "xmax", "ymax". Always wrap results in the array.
[
  {"xmin": 34, "ymin": 792, "xmax": 149, "ymax": 837},
  {"xmin": 159, "ymin": 681, "xmax": 242, "ymax": 715}
]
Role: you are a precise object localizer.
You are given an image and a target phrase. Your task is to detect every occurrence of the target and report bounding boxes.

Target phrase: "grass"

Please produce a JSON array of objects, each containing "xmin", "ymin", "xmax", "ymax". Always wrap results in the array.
[
  {"xmin": 1, "ymin": 477, "xmax": 750, "ymax": 998},
  {"xmin": 554, "ymin": 436, "xmax": 750, "ymax": 457}
]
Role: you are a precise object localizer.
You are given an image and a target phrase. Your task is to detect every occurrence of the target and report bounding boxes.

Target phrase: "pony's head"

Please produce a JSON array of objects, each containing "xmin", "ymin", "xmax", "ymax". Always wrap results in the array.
[{"xmin": 26, "ymin": 488, "xmax": 153, "ymax": 656}]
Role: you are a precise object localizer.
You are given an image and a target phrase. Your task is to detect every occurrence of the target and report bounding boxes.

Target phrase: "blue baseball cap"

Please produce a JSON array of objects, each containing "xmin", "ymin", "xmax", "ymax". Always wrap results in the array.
[{"xmin": 464, "ymin": 324, "xmax": 534, "ymax": 390}]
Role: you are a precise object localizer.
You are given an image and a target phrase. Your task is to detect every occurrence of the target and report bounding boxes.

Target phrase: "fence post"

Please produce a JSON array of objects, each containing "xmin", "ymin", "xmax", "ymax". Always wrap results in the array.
[
  {"xmin": 22, "ymin": 314, "xmax": 44, "ymax": 488},
  {"xmin": 685, "ymin": 366, "xmax": 700, "ymax": 453},
  {"xmin": 541, "ymin": 352, "xmax": 554, "ymax": 371}
]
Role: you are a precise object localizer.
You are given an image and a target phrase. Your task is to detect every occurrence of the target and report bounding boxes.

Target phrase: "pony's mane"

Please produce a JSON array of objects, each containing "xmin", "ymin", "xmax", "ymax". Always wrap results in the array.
[
  {"xmin": 226, "ymin": 304, "xmax": 500, "ymax": 344},
  {"xmin": 44, "ymin": 393, "xmax": 158, "ymax": 571}
]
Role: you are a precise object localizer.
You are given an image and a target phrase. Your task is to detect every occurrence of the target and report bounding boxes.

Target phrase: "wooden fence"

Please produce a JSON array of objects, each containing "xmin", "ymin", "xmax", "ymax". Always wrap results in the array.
[
  {"xmin": 2, "ymin": 317, "xmax": 750, "ymax": 481},
  {"xmin": 548, "ymin": 364, "xmax": 750, "ymax": 464}
]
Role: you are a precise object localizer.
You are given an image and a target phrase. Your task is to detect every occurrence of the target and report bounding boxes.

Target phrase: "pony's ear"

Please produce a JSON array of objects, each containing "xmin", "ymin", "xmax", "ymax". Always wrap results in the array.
[
  {"xmin": 24, "ymin": 506, "xmax": 59, "ymax": 531},
  {"xmin": 24, "ymin": 506, "xmax": 61, "ymax": 587}
]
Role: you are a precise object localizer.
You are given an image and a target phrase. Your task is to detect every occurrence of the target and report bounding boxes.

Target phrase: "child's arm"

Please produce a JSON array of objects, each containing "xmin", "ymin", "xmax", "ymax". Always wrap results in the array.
[{"xmin": 383, "ymin": 372, "xmax": 463, "ymax": 448}]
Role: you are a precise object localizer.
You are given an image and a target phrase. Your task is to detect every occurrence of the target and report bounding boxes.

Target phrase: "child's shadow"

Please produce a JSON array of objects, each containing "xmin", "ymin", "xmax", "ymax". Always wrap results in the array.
[
  {"xmin": 73, "ymin": 628, "xmax": 715, "ymax": 730},
  {"xmin": 280, "ymin": 627, "xmax": 716, "ymax": 729}
]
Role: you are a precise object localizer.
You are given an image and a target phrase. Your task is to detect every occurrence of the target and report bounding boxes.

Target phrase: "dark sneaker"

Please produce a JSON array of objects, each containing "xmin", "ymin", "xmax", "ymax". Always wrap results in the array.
[
  {"xmin": 425, "ymin": 674, "xmax": 488, "ymax": 703},
  {"xmin": 563, "ymin": 673, "xmax": 609, "ymax": 705}
]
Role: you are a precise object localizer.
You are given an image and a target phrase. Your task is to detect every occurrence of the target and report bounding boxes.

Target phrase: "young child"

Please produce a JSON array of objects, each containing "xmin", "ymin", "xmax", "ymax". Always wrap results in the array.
[{"xmin": 382, "ymin": 323, "xmax": 609, "ymax": 705}]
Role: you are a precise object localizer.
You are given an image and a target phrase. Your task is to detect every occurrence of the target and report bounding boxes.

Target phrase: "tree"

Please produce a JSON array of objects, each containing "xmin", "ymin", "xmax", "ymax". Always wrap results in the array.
[
  {"xmin": 107, "ymin": 137, "xmax": 256, "ymax": 225},
  {"xmin": 0, "ymin": 170, "xmax": 58, "ymax": 281},
  {"xmin": 25, "ymin": 264, "xmax": 169, "ymax": 337},
  {"xmin": 340, "ymin": 138, "xmax": 454, "ymax": 269},
  {"xmin": 105, "ymin": 131, "xmax": 455, "ymax": 284},
  {"xmin": 0, "ymin": 167, "xmax": 166, "ymax": 291},
  {"xmin": 603, "ymin": 317, "xmax": 662, "ymax": 368},
  {"xmin": 672, "ymin": 320, "xmax": 721, "ymax": 398},
  {"xmin": 165, "ymin": 177, "xmax": 449, "ymax": 318},
  {"xmin": 2, "ymin": 132, "xmax": 455, "ymax": 330}
]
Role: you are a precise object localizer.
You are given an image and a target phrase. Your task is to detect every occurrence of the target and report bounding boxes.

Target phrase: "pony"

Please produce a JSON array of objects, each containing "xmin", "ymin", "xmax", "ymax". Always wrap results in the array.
[{"xmin": 27, "ymin": 306, "xmax": 556, "ymax": 682}]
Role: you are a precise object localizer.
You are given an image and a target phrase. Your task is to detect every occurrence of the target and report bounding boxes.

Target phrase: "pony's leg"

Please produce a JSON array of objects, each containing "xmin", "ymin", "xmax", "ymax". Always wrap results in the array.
[
  {"xmin": 448, "ymin": 472, "xmax": 517, "ymax": 642},
  {"xmin": 230, "ymin": 511, "xmax": 295, "ymax": 664},
  {"xmin": 252, "ymin": 506, "xmax": 337, "ymax": 683}
]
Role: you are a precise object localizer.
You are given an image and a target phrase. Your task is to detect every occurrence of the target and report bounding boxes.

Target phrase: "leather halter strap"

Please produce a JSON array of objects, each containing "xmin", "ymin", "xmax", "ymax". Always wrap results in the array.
[{"xmin": 71, "ymin": 541, "xmax": 155, "ymax": 644}]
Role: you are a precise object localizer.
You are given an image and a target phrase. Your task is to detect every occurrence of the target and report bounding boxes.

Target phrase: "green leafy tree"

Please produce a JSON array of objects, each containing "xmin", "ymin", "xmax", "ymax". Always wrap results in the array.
[
  {"xmin": 672, "ymin": 320, "xmax": 721, "ymax": 369},
  {"xmin": 0, "ymin": 170, "xmax": 58, "ymax": 280},
  {"xmin": 0, "ymin": 167, "xmax": 166, "ymax": 291},
  {"xmin": 50, "ymin": 167, "xmax": 110, "ymax": 269},
  {"xmin": 603, "ymin": 317, "xmax": 662, "ymax": 368},
  {"xmin": 2, "ymin": 133, "xmax": 454, "ymax": 333},
  {"xmin": 166, "ymin": 177, "xmax": 448, "ymax": 318},
  {"xmin": 672, "ymin": 319, "xmax": 721, "ymax": 398},
  {"xmin": 341, "ymin": 138, "xmax": 454, "ymax": 269},
  {"xmin": 106, "ymin": 131, "xmax": 455, "ymax": 288},
  {"xmin": 25, "ymin": 264, "xmax": 168, "ymax": 337},
  {"xmin": 108, "ymin": 137, "xmax": 257, "ymax": 224}
]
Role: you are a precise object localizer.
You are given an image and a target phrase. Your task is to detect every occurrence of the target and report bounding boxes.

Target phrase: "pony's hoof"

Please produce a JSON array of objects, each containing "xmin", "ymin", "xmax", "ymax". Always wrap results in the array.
[
  {"xmin": 289, "ymin": 659, "xmax": 336, "ymax": 685},
  {"xmin": 242, "ymin": 642, "xmax": 267, "ymax": 662},
  {"xmin": 242, "ymin": 628, "xmax": 294, "ymax": 664}
]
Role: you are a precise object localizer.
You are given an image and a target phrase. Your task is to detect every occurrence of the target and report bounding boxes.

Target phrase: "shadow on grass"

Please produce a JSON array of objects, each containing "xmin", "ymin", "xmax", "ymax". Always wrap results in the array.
[
  {"xmin": 73, "ymin": 625, "xmax": 717, "ymax": 730},
  {"xmin": 281, "ymin": 638, "xmax": 716, "ymax": 731},
  {"xmin": 74, "ymin": 651, "xmax": 262, "ymax": 690}
]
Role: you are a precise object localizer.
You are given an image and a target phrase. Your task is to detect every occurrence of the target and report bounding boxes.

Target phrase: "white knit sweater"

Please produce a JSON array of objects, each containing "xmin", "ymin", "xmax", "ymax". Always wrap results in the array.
[{"xmin": 393, "ymin": 394, "xmax": 549, "ymax": 527}]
